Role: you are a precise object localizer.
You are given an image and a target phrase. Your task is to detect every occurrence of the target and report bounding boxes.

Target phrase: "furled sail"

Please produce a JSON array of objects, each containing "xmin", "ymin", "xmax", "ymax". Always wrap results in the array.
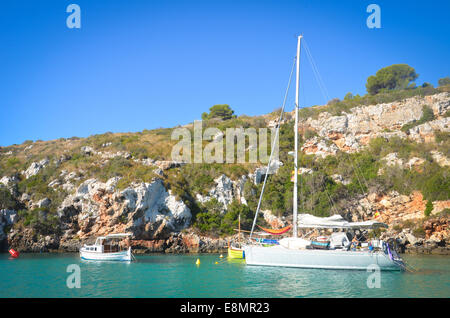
[{"xmin": 297, "ymin": 214, "xmax": 387, "ymax": 229}]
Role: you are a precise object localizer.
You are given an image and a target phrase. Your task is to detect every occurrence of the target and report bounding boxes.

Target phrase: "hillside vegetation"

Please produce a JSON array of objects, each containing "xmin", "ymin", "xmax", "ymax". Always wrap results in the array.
[{"xmin": 1, "ymin": 65, "xmax": 449, "ymax": 240}]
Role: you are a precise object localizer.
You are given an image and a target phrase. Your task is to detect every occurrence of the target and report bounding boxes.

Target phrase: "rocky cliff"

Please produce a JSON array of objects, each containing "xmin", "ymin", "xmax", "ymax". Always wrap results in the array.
[
  {"xmin": 1, "ymin": 92, "xmax": 449, "ymax": 254},
  {"xmin": 301, "ymin": 92, "xmax": 449, "ymax": 156}
]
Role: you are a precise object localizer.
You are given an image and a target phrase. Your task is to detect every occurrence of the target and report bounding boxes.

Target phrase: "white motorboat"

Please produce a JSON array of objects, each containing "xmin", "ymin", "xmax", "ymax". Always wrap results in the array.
[
  {"xmin": 244, "ymin": 35, "xmax": 405, "ymax": 271},
  {"xmin": 80, "ymin": 233, "xmax": 134, "ymax": 261}
]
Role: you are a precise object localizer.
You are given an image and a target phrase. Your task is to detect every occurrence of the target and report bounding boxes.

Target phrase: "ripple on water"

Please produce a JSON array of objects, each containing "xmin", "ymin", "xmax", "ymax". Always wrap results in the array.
[{"xmin": 0, "ymin": 253, "xmax": 449, "ymax": 297}]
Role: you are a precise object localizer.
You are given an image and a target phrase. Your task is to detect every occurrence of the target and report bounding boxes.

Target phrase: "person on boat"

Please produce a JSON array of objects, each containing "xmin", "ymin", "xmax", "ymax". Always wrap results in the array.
[{"xmin": 351, "ymin": 235, "xmax": 359, "ymax": 250}]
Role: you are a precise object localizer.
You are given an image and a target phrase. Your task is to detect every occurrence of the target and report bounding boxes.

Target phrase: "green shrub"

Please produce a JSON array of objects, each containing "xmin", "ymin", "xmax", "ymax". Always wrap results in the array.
[
  {"xmin": 424, "ymin": 200, "xmax": 433, "ymax": 217},
  {"xmin": 418, "ymin": 165, "xmax": 449, "ymax": 201},
  {"xmin": 413, "ymin": 226, "xmax": 426, "ymax": 238},
  {"xmin": 194, "ymin": 199, "xmax": 225, "ymax": 235},
  {"xmin": 435, "ymin": 131, "xmax": 449, "ymax": 143},
  {"xmin": 193, "ymin": 199, "xmax": 258, "ymax": 236},
  {"xmin": 18, "ymin": 208, "xmax": 60, "ymax": 235},
  {"xmin": 98, "ymin": 157, "xmax": 133, "ymax": 181},
  {"xmin": 0, "ymin": 187, "xmax": 19, "ymax": 210}
]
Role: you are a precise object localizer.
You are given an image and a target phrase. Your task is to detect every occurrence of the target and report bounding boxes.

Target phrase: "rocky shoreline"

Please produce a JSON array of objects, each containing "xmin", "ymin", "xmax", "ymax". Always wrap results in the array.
[
  {"xmin": 1, "ymin": 230, "xmax": 231, "ymax": 254},
  {"xmin": 2, "ymin": 226, "xmax": 449, "ymax": 256},
  {"xmin": 1, "ymin": 177, "xmax": 449, "ymax": 255}
]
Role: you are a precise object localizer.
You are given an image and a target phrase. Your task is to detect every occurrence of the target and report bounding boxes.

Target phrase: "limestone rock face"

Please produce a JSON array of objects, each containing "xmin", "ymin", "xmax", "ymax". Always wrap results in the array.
[
  {"xmin": 81, "ymin": 146, "xmax": 132, "ymax": 160},
  {"xmin": 382, "ymin": 152, "xmax": 404, "ymax": 167},
  {"xmin": 430, "ymin": 151, "xmax": 450, "ymax": 167},
  {"xmin": 408, "ymin": 118, "xmax": 450, "ymax": 143},
  {"xmin": 23, "ymin": 158, "xmax": 49, "ymax": 179},
  {"xmin": 197, "ymin": 175, "xmax": 235, "ymax": 211},
  {"xmin": 154, "ymin": 160, "xmax": 186, "ymax": 170},
  {"xmin": 57, "ymin": 178, "xmax": 192, "ymax": 242},
  {"xmin": 377, "ymin": 151, "xmax": 446, "ymax": 175},
  {"xmin": 302, "ymin": 93, "xmax": 450, "ymax": 157},
  {"xmin": 262, "ymin": 210, "xmax": 286, "ymax": 228},
  {"xmin": 0, "ymin": 175, "xmax": 19, "ymax": 196},
  {"xmin": 1, "ymin": 209, "xmax": 18, "ymax": 226},
  {"xmin": 0, "ymin": 209, "xmax": 17, "ymax": 241},
  {"xmin": 378, "ymin": 152, "xmax": 426, "ymax": 172},
  {"xmin": 0, "ymin": 175, "xmax": 19, "ymax": 187},
  {"xmin": 301, "ymin": 136, "xmax": 339, "ymax": 157},
  {"xmin": 36, "ymin": 198, "xmax": 51, "ymax": 208},
  {"xmin": 253, "ymin": 160, "xmax": 283, "ymax": 184},
  {"xmin": 195, "ymin": 172, "xmax": 262, "ymax": 211},
  {"xmin": 343, "ymin": 190, "xmax": 449, "ymax": 225},
  {"xmin": 331, "ymin": 174, "xmax": 350, "ymax": 185},
  {"xmin": 423, "ymin": 216, "xmax": 449, "ymax": 242}
]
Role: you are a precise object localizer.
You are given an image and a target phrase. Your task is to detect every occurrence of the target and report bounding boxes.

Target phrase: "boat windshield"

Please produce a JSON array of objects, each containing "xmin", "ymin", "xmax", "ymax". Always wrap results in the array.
[{"xmin": 102, "ymin": 238, "xmax": 128, "ymax": 253}]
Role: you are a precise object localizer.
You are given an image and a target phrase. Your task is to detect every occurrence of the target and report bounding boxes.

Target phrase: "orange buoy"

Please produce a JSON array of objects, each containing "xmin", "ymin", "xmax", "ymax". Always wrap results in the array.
[{"xmin": 9, "ymin": 249, "xmax": 19, "ymax": 258}]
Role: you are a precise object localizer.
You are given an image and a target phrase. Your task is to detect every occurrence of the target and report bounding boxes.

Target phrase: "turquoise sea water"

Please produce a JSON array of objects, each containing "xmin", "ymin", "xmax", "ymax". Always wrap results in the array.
[{"xmin": 0, "ymin": 253, "xmax": 449, "ymax": 298}]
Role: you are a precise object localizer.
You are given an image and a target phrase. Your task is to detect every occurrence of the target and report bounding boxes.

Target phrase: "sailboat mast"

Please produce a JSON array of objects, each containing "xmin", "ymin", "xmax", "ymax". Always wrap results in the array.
[
  {"xmin": 293, "ymin": 35, "xmax": 302, "ymax": 238},
  {"xmin": 238, "ymin": 214, "xmax": 241, "ymax": 244}
]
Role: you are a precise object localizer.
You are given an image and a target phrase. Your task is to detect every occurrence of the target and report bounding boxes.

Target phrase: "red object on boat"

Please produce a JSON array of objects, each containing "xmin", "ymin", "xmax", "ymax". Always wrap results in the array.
[
  {"xmin": 257, "ymin": 225, "xmax": 292, "ymax": 235},
  {"xmin": 9, "ymin": 249, "xmax": 19, "ymax": 258},
  {"xmin": 316, "ymin": 236, "xmax": 329, "ymax": 243}
]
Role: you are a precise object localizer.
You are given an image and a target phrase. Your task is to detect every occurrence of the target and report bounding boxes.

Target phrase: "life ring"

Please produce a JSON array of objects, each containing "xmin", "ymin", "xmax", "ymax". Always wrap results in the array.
[{"xmin": 9, "ymin": 249, "xmax": 19, "ymax": 258}]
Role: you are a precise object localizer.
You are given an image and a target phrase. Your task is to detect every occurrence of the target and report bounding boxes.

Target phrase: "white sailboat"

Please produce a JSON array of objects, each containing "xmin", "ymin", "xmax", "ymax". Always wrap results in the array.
[
  {"xmin": 244, "ymin": 35, "xmax": 405, "ymax": 271},
  {"xmin": 80, "ymin": 233, "xmax": 134, "ymax": 261}
]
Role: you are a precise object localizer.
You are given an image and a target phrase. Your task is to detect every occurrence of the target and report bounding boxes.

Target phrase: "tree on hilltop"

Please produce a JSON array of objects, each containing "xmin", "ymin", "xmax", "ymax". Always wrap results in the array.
[
  {"xmin": 202, "ymin": 104, "xmax": 236, "ymax": 121},
  {"xmin": 366, "ymin": 64, "xmax": 418, "ymax": 95},
  {"xmin": 438, "ymin": 77, "xmax": 450, "ymax": 87}
]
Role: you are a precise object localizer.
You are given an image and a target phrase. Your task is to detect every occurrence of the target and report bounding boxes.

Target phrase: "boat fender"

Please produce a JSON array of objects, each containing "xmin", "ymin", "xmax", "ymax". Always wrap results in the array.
[{"xmin": 9, "ymin": 249, "xmax": 19, "ymax": 258}]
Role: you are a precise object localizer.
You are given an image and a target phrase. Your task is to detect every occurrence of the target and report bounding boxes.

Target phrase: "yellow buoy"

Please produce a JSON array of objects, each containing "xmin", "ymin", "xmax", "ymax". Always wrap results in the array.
[
  {"xmin": 196, "ymin": 258, "xmax": 200, "ymax": 265},
  {"xmin": 215, "ymin": 261, "xmax": 218, "ymax": 264}
]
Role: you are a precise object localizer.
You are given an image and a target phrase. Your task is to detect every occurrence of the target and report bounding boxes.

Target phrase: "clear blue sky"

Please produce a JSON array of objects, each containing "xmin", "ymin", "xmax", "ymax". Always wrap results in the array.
[{"xmin": 1, "ymin": 0, "xmax": 449, "ymax": 146}]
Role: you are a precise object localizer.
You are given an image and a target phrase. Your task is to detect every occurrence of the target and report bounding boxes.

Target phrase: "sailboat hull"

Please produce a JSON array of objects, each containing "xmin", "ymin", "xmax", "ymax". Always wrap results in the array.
[
  {"xmin": 244, "ymin": 245, "xmax": 403, "ymax": 271},
  {"xmin": 228, "ymin": 247, "xmax": 244, "ymax": 259}
]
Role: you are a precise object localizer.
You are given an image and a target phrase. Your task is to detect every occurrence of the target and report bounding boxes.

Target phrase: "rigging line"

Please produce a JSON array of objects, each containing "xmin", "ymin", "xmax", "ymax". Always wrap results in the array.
[
  {"xmin": 353, "ymin": 155, "xmax": 371, "ymax": 191},
  {"xmin": 303, "ymin": 39, "xmax": 331, "ymax": 103},
  {"xmin": 313, "ymin": 168, "xmax": 339, "ymax": 217},
  {"xmin": 347, "ymin": 152, "xmax": 370, "ymax": 196},
  {"xmin": 249, "ymin": 57, "xmax": 297, "ymax": 240},
  {"xmin": 302, "ymin": 40, "xmax": 353, "ymax": 214},
  {"xmin": 303, "ymin": 39, "xmax": 370, "ymax": 199},
  {"xmin": 324, "ymin": 182, "xmax": 340, "ymax": 216},
  {"xmin": 303, "ymin": 40, "xmax": 365, "ymax": 215},
  {"xmin": 303, "ymin": 39, "xmax": 330, "ymax": 102},
  {"xmin": 349, "ymin": 154, "xmax": 367, "ymax": 195},
  {"xmin": 306, "ymin": 48, "xmax": 330, "ymax": 105},
  {"xmin": 342, "ymin": 151, "xmax": 372, "ymax": 217},
  {"xmin": 355, "ymin": 161, "xmax": 370, "ymax": 192}
]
